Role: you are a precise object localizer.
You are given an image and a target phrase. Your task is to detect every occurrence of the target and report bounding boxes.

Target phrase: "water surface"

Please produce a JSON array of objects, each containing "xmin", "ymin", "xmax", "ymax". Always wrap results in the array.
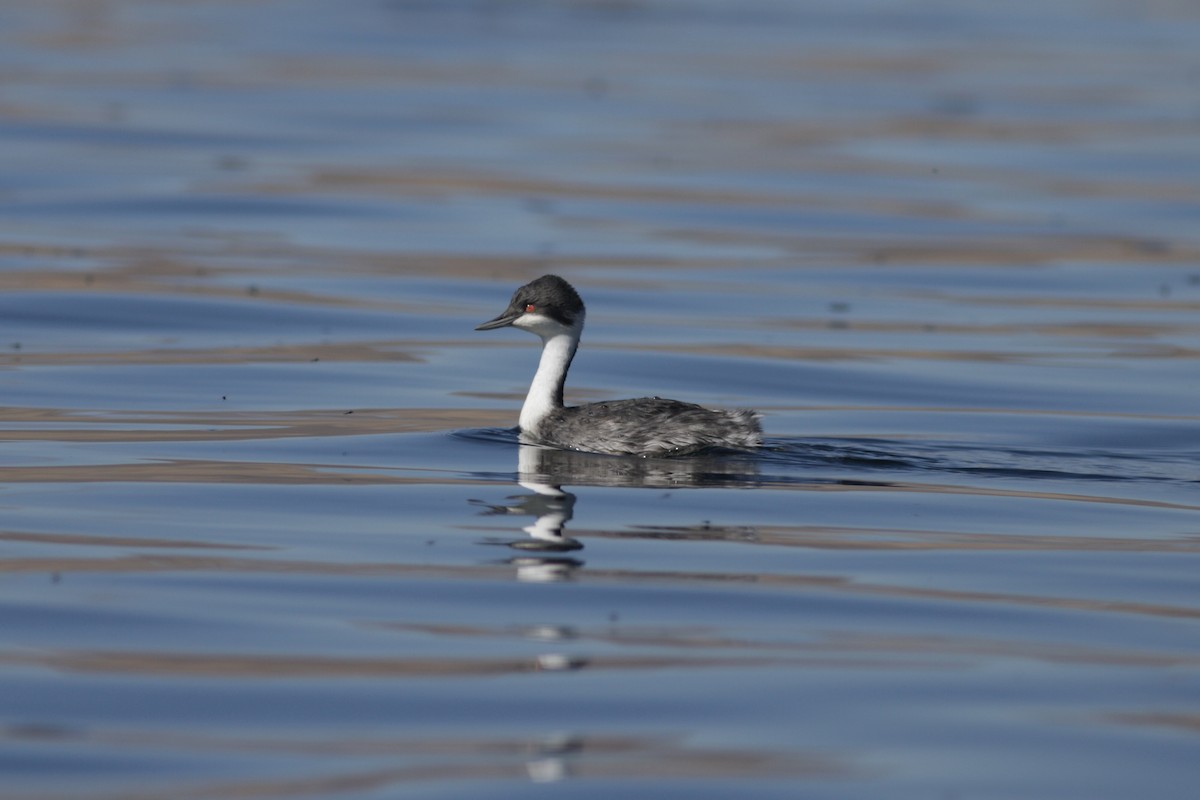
[{"xmin": 2, "ymin": 1, "xmax": 1199, "ymax": 798}]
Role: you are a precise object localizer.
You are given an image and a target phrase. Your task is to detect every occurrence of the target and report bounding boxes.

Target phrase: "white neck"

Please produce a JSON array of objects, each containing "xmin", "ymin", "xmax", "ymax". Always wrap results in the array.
[{"xmin": 519, "ymin": 326, "xmax": 580, "ymax": 434}]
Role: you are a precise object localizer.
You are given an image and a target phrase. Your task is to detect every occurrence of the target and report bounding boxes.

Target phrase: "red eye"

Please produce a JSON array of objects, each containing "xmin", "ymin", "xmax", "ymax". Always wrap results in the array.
[{"xmin": 525, "ymin": 304, "xmax": 536, "ymax": 312}]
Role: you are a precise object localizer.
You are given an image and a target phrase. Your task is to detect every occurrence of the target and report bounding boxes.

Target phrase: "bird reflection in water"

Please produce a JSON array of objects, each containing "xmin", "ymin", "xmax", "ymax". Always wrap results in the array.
[
  {"xmin": 470, "ymin": 444, "xmax": 585, "ymax": 581},
  {"xmin": 472, "ymin": 442, "xmax": 762, "ymax": 582},
  {"xmin": 468, "ymin": 441, "xmax": 765, "ymax": 781}
]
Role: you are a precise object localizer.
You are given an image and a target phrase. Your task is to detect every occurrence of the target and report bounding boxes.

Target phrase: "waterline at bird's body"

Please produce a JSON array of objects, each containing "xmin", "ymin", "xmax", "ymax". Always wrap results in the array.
[{"xmin": 475, "ymin": 275, "xmax": 762, "ymax": 457}]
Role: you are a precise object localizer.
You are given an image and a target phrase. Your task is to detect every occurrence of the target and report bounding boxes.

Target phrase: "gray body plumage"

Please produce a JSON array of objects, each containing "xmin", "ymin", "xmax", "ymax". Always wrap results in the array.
[
  {"xmin": 476, "ymin": 275, "xmax": 763, "ymax": 457},
  {"xmin": 532, "ymin": 398, "xmax": 761, "ymax": 456}
]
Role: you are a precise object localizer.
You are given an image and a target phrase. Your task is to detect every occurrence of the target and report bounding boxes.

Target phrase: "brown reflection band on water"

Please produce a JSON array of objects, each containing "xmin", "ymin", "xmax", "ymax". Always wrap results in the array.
[
  {"xmin": 2, "ymin": 552, "xmax": 1197, "ymax": 622},
  {"xmin": 919, "ymin": 291, "xmax": 1200, "ymax": 313},
  {"xmin": 581, "ymin": 565, "xmax": 1200, "ymax": 622},
  {"xmin": 0, "ymin": 530, "xmax": 268, "ymax": 551},
  {"xmin": 0, "ymin": 269, "xmax": 416, "ymax": 314},
  {"xmin": 4, "ymin": 649, "xmax": 813, "ymax": 680},
  {"xmin": 0, "ymin": 339, "xmax": 532, "ymax": 368},
  {"xmin": 384, "ymin": 623, "xmax": 1200, "ymax": 672},
  {"xmin": 1, "ymin": 341, "xmax": 426, "ymax": 367},
  {"xmin": 1107, "ymin": 713, "xmax": 1200, "ymax": 735},
  {"xmin": 0, "ymin": 726, "xmax": 846, "ymax": 798},
  {"xmin": 612, "ymin": 341, "xmax": 1200, "ymax": 363},
  {"xmin": 3, "ymin": 623, "xmax": 1192, "ymax": 688},
  {"xmin": 373, "ymin": 622, "xmax": 1197, "ymax": 669},
  {"xmin": 0, "ymin": 554, "xmax": 512, "ymax": 579},
  {"xmin": 750, "ymin": 572, "xmax": 1200, "ymax": 622},
  {"xmin": 0, "ymin": 241, "xmax": 751, "ymax": 285},
  {"xmin": 765, "ymin": 318, "xmax": 1200, "ymax": 340},
  {"xmin": 3, "ymin": 458, "xmax": 1194, "ymax": 521},
  {"xmin": 603, "ymin": 523, "xmax": 1200, "ymax": 553},
  {"xmin": 0, "ymin": 460, "xmax": 501, "ymax": 485},
  {"xmin": 861, "ymin": 478, "xmax": 1200, "ymax": 513},
  {"xmin": 616, "ymin": 341, "xmax": 1043, "ymax": 364},
  {"xmin": 1, "ymin": 725, "xmax": 843, "ymax": 773},
  {"xmin": 0, "ymin": 406, "xmax": 512, "ymax": 442}
]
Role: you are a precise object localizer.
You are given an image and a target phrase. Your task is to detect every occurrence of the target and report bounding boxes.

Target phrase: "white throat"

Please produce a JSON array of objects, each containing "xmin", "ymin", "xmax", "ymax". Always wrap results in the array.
[{"xmin": 519, "ymin": 319, "xmax": 582, "ymax": 434}]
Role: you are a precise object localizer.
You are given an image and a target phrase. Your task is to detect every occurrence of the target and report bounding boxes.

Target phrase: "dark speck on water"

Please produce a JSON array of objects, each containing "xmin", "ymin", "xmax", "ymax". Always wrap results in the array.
[{"xmin": 1, "ymin": 1, "xmax": 1199, "ymax": 798}]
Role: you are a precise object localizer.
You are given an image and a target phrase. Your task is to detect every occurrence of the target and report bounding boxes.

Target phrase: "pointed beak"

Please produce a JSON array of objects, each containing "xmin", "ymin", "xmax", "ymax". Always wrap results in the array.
[{"xmin": 475, "ymin": 310, "xmax": 520, "ymax": 331}]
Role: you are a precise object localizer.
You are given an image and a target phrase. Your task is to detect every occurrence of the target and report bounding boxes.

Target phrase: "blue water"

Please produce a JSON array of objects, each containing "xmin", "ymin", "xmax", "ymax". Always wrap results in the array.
[{"xmin": 2, "ymin": 1, "xmax": 1199, "ymax": 798}]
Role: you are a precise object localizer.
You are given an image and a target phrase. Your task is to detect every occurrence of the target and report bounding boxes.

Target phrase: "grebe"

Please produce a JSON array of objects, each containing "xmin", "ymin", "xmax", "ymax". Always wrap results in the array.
[{"xmin": 475, "ymin": 274, "xmax": 762, "ymax": 456}]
